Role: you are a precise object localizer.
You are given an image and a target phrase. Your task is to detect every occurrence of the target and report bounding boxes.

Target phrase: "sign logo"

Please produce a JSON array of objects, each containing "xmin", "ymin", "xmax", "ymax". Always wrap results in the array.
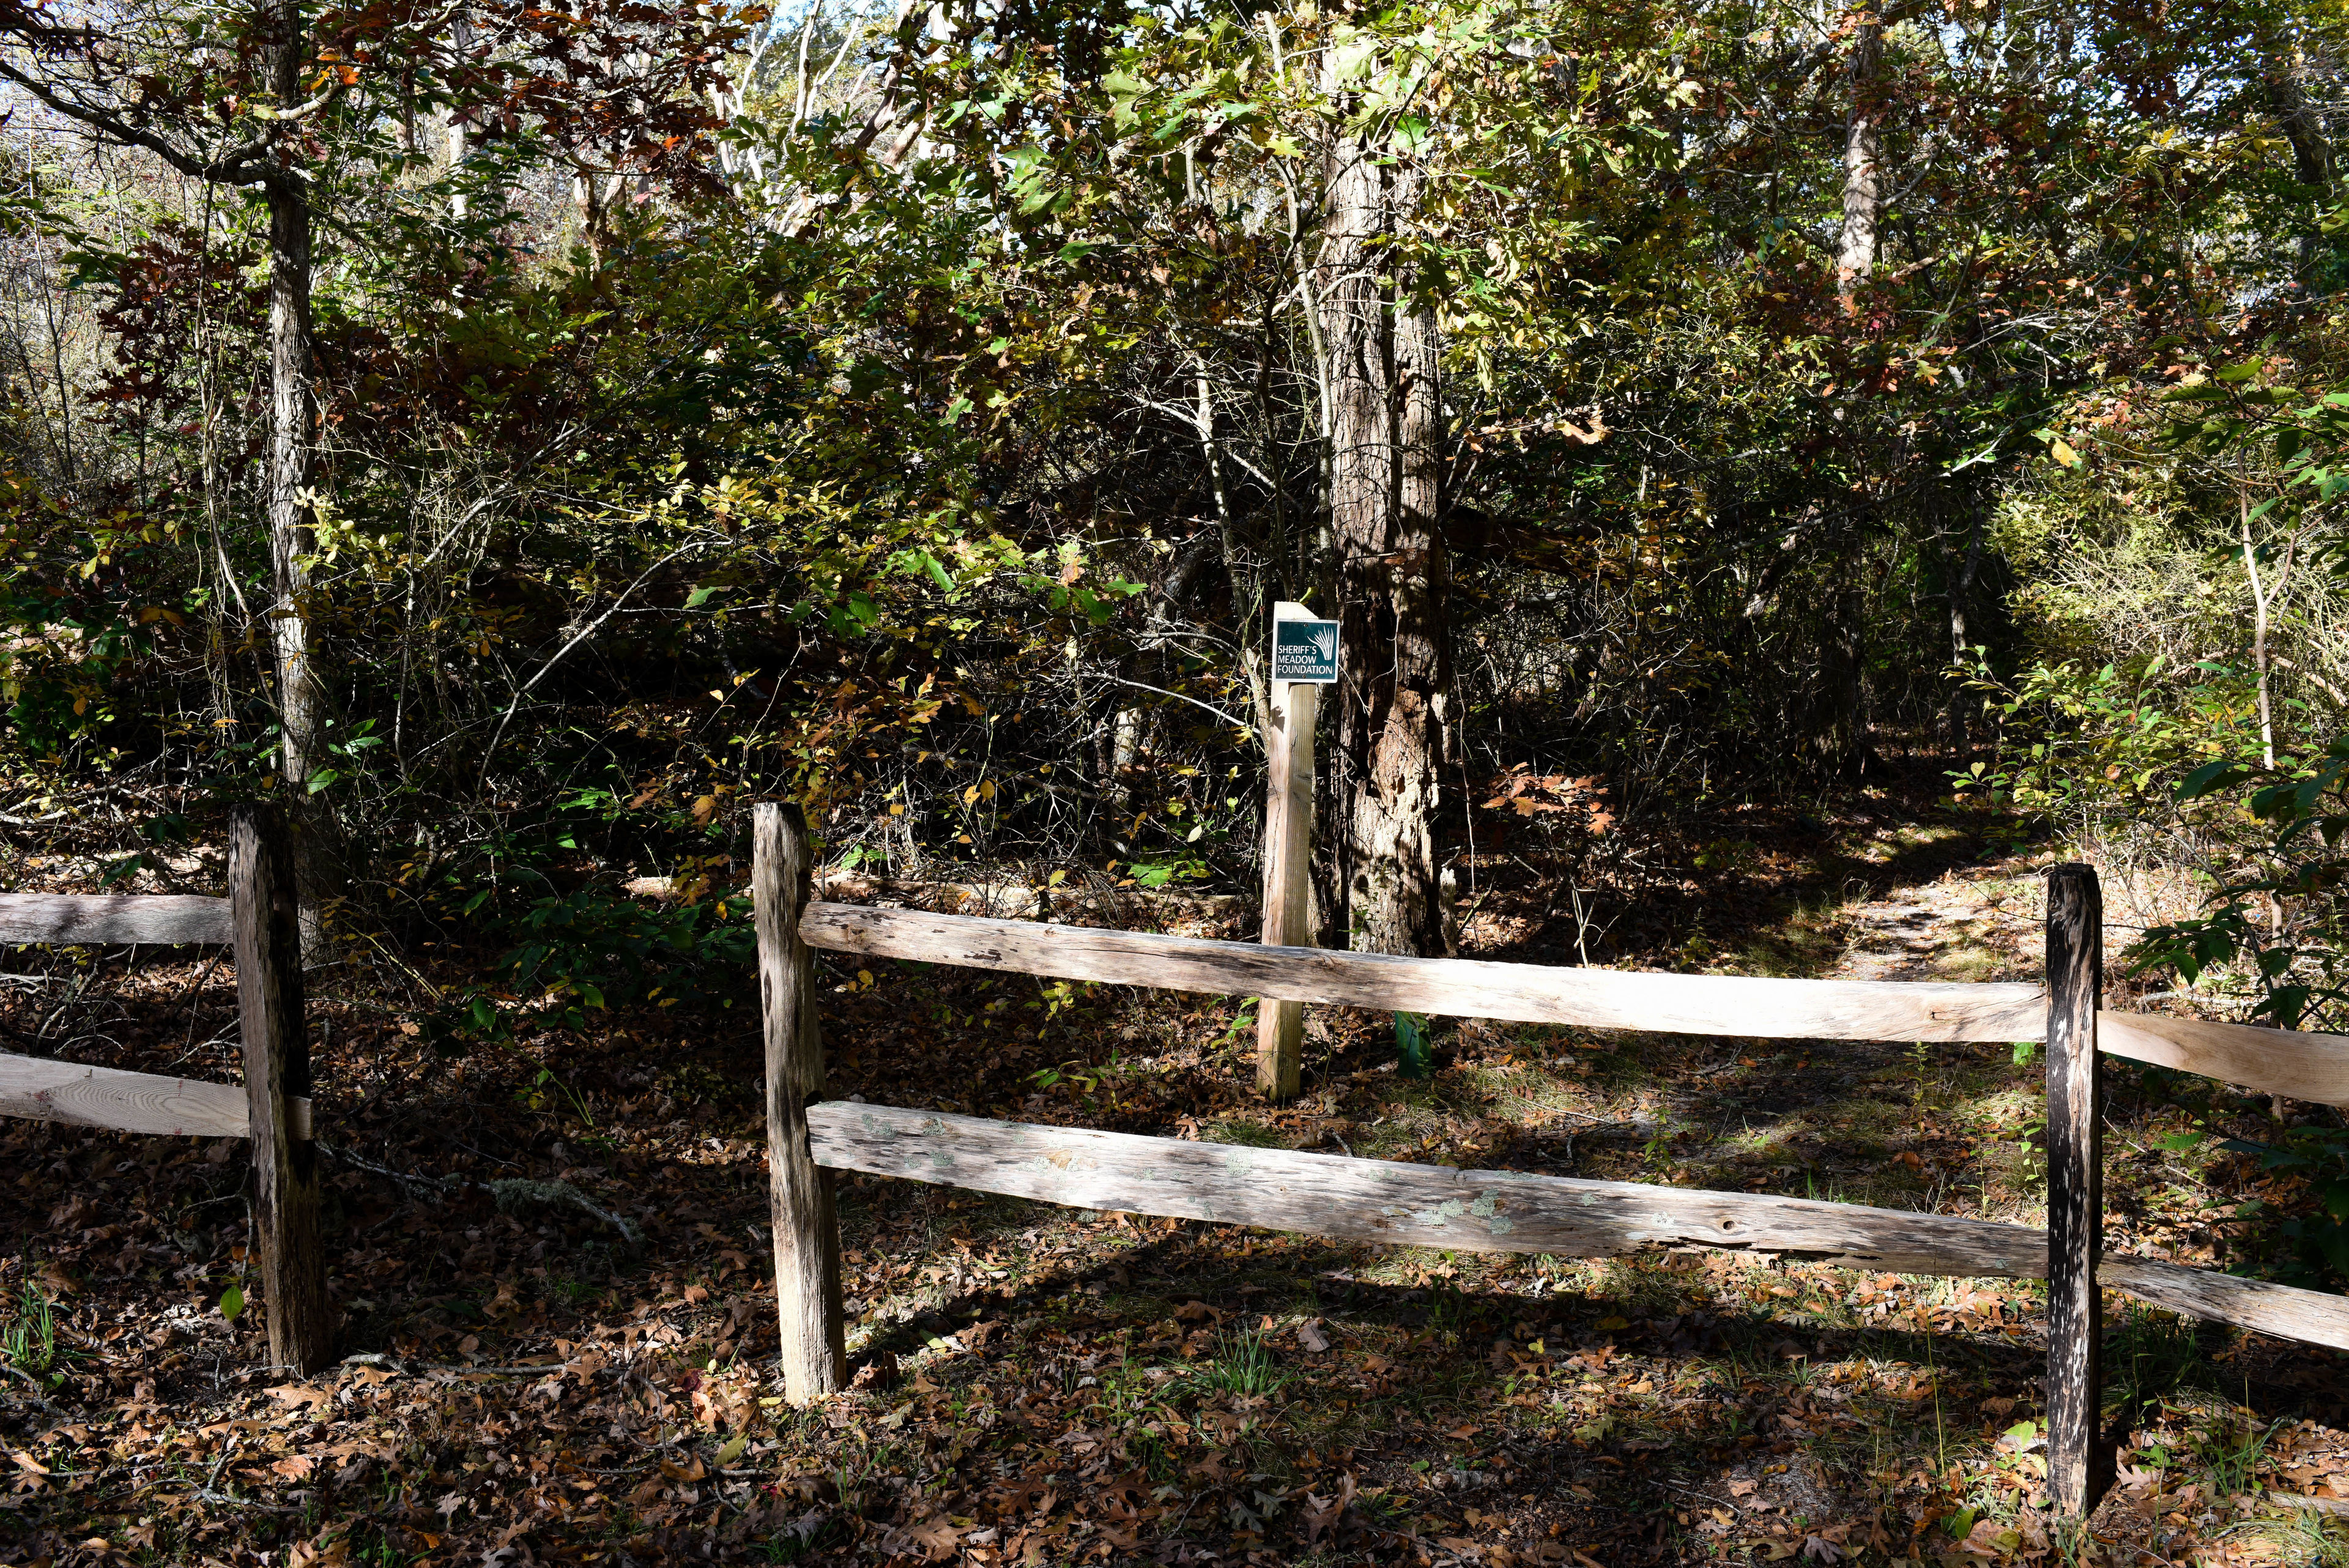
[{"xmin": 1272, "ymin": 617, "xmax": 1340, "ymax": 683}]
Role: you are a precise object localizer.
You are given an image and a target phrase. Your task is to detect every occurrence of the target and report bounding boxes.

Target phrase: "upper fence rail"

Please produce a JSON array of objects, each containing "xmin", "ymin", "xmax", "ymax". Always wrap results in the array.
[
  {"xmin": 798, "ymin": 901, "xmax": 2349, "ymax": 1107},
  {"xmin": 0, "ymin": 892, "xmax": 232, "ymax": 946},
  {"xmin": 8, "ymin": 891, "xmax": 2330, "ymax": 1109}
]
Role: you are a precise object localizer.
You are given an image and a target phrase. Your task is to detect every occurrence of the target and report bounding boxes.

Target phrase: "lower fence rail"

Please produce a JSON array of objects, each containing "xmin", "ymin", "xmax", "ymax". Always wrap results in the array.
[
  {"xmin": 0, "ymin": 1053, "xmax": 313, "ymax": 1140},
  {"xmin": 806, "ymin": 1100, "xmax": 2349, "ymax": 1353}
]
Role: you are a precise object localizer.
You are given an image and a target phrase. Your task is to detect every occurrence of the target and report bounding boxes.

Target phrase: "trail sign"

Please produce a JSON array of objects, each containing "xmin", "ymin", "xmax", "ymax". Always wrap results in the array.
[{"xmin": 1271, "ymin": 615, "xmax": 1340, "ymax": 683}]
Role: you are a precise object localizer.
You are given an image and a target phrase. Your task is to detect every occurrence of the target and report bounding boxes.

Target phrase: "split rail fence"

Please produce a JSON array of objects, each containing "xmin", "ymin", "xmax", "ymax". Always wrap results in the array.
[
  {"xmin": 0, "ymin": 804, "xmax": 328, "ymax": 1375},
  {"xmin": 12, "ymin": 800, "xmax": 2349, "ymax": 1518},
  {"xmin": 751, "ymin": 804, "xmax": 2349, "ymax": 1518}
]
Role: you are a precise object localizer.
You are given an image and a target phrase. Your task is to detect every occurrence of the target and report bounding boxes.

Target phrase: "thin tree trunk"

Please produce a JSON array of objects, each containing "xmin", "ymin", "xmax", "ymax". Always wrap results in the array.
[
  {"xmin": 1836, "ymin": 8, "xmax": 1885, "ymax": 305},
  {"xmin": 2244, "ymin": 495, "xmax": 2277, "ymax": 771},
  {"xmin": 447, "ymin": 17, "xmax": 472, "ymax": 220},
  {"xmin": 267, "ymin": 3, "xmax": 332, "ymax": 949},
  {"xmin": 1948, "ymin": 492, "xmax": 1984, "ymax": 758}
]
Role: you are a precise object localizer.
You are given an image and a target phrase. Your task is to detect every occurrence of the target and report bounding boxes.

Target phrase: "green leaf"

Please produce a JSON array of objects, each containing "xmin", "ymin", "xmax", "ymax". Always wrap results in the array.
[
  {"xmin": 1396, "ymin": 1012, "xmax": 1433, "ymax": 1080},
  {"xmin": 218, "ymin": 1284, "xmax": 244, "ymax": 1322},
  {"xmin": 2176, "ymin": 759, "xmax": 2252, "ymax": 801},
  {"xmin": 716, "ymin": 1432, "xmax": 748, "ymax": 1465}
]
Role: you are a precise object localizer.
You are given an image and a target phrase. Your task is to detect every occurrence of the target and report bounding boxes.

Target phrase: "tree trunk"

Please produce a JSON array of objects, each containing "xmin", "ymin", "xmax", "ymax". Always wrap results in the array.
[
  {"xmin": 1318, "ymin": 106, "xmax": 1382, "ymax": 951},
  {"xmin": 1836, "ymin": 9, "xmax": 1885, "ymax": 305},
  {"xmin": 267, "ymin": 4, "xmax": 332, "ymax": 949},
  {"xmin": 2266, "ymin": 54, "xmax": 2337, "ymax": 195},
  {"xmin": 1317, "ymin": 105, "xmax": 1450, "ymax": 958},
  {"xmin": 1349, "ymin": 288, "xmax": 1447, "ymax": 956},
  {"xmin": 1948, "ymin": 492, "xmax": 1983, "ymax": 759},
  {"xmin": 447, "ymin": 16, "xmax": 473, "ymax": 220},
  {"xmin": 2262, "ymin": 37, "xmax": 2336, "ymax": 273}
]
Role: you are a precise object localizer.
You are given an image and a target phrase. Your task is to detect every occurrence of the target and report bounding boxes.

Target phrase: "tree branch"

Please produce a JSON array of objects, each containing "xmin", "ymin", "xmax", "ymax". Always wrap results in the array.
[{"xmin": 0, "ymin": 58, "xmax": 277, "ymax": 185}]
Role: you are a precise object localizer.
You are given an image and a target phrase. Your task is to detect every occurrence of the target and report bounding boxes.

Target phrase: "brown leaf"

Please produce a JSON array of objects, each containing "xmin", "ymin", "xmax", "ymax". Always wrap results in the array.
[
  {"xmin": 1958, "ymin": 1518, "xmax": 2019, "ymax": 1557},
  {"xmin": 266, "ymin": 1384, "xmax": 332, "ymax": 1414},
  {"xmin": 324, "ymin": 1439, "xmax": 393, "ymax": 1462},
  {"xmin": 1296, "ymin": 1318, "xmax": 1331, "ymax": 1353},
  {"xmin": 907, "ymin": 1516, "xmax": 965, "ymax": 1561}
]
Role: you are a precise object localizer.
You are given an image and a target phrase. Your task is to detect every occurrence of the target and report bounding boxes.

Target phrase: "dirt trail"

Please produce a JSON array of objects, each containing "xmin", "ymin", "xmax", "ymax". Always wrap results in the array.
[
  {"xmin": 1825, "ymin": 864, "xmax": 2035, "ymax": 988},
  {"xmin": 1828, "ymin": 891, "xmax": 1954, "ymax": 983}
]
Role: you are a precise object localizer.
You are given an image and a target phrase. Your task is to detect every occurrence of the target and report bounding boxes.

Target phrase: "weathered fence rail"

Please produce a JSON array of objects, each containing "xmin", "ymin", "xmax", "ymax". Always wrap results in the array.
[
  {"xmin": 0, "ymin": 805, "xmax": 329, "ymax": 1374},
  {"xmin": 796, "ymin": 901, "xmax": 2349, "ymax": 1107},
  {"xmin": 0, "ymin": 893, "xmax": 234, "ymax": 946},
  {"xmin": 808, "ymin": 1101, "xmax": 2349, "ymax": 1352},
  {"xmin": 0, "ymin": 1054, "xmax": 312, "ymax": 1140},
  {"xmin": 752, "ymin": 803, "xmax": 2349, "ymax": 1521}
]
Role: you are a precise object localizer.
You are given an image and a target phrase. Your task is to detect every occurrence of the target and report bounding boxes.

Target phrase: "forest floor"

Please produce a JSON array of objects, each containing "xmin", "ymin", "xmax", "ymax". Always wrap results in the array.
[{"xmin": 6, "ymin": 776, "xmax": 2349, "ymax": 1567}]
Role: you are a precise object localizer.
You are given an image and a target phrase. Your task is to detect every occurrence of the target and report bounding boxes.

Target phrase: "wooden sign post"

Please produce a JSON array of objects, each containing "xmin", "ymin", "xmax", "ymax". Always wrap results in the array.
[
  {"xmin": 1258, "ymin": 603, "xmax": 1335, "ymax": 1102},
  {"xmin": 2045, "ymin": 863, "xmax": 2107, "ymax": 1517}
]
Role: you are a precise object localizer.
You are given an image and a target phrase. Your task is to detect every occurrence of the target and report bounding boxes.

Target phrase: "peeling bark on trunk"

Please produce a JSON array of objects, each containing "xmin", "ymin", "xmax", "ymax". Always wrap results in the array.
[
  {"xmin": 1836, "ymin": 9, "xmax": 1884, "ymax": 305},
  {"xmin": 1349, "ymin": 291, "xmax": 1447, "ymax": 957},
  {"xmin": 1316, "ymin": 109, "xmax": 1450, "ymax": 958}
]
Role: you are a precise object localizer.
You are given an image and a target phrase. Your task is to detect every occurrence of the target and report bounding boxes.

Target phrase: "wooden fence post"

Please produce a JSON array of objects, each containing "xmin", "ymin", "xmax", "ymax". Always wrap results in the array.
[
  {"xmin": 2046, "ymin": 862, "xmax": 2106, "ymax": 1517},
  {"xmin": 229, "ymin": 803, "xmax": 331, "ymax": 1376},
  {"xmin": 1256, "ymin": 637, "xmax": 1316, "ymax": 1104},
  {"xmin": 755, "ymin": 802, "xmax": 847, "ymax": 1403}
]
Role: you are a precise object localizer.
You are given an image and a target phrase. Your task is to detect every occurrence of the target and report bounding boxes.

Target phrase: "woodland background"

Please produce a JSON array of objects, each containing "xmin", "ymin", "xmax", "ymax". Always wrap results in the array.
[{"xmin": 9, "ymin": 1, "xmax": 2349, "ymax": 1565}]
